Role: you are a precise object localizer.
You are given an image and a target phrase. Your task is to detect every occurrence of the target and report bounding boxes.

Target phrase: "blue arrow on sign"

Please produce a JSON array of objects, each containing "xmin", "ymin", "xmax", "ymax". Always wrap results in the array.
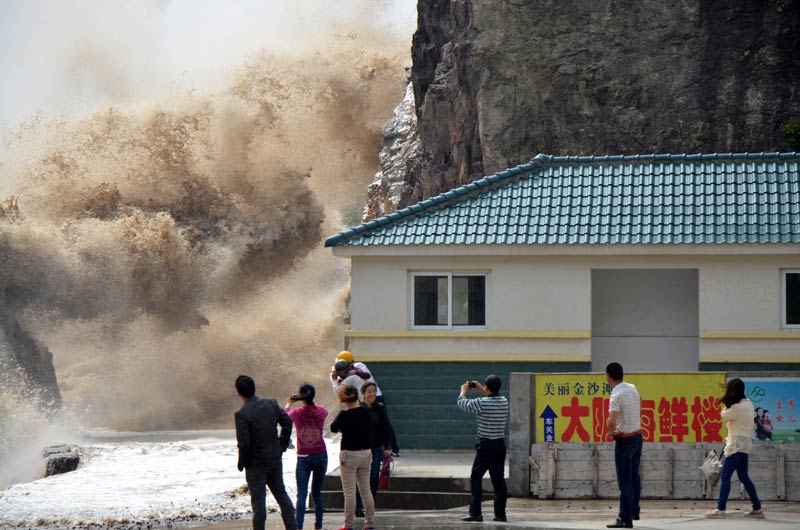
[{"xmin": 540, "ymin": 405, "xmax": 558, "ymax": 442}]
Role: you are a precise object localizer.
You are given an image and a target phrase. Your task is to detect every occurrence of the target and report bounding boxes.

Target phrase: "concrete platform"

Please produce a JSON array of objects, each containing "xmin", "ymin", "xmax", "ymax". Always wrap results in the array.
[
  {"xmin": 195, "ymin": 452, "xmax": 800, "ymax": 529},
  {"xmin": 197, "ymin": 498, "xmax": 800, "ymax": 529}
]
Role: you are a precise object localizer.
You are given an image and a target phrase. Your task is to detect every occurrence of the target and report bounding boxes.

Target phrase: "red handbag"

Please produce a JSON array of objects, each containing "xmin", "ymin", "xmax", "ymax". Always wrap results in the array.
[{"xmin": 378, "ymin": 454, "xmax": 393, "ymax": 491}]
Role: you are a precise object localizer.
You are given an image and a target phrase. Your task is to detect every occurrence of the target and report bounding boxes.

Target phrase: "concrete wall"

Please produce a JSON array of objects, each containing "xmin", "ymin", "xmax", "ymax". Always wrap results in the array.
[
  {"xmin": 529, "ymin": 442, "xmax": 800, "ymax": 501},
  {"xmin": 346, "ymin": 250, "xmax": 800, "ymax": 450},
  {"xmin": 349, "ymin": 252, "xmax": 800, "ymax": 367},
  {"xmin": 591, "ymin": 269, "xmax": 699, "ymax": 371}
]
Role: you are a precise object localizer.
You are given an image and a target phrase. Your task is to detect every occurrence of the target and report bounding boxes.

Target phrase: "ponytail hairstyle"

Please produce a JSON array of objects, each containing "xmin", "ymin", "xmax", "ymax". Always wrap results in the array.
[
  {"xmin": 338, "ymin": 385, "xmax": 359, "ymax": 404},
  {"xmin": 721, "ymin": 378, "xmax": 746, "ymax": 409},
  {"xmin": 298, "ymin": 383, "xmax": 315, "ymax": 406}
]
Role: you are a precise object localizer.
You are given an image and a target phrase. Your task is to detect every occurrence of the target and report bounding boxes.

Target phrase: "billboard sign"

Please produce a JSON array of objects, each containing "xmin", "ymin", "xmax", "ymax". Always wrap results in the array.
[
  {"xmin": 741, "ymin": 377, "xmax": 800, "ymax": 443},
  {"xmin": 535, "ymin": 373, "xmax": 726, "ymax": 443}
]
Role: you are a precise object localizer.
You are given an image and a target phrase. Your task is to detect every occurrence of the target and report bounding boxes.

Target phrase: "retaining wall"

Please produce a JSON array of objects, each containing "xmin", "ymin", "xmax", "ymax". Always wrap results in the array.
[{"xmin": 529, "ymin": 443, "xmax": 800, "ymax": 501}]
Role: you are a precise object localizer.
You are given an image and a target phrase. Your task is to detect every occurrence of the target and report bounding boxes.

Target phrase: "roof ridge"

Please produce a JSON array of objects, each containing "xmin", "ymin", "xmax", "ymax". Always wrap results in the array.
[
  {"xmin": 324, "ymin": 160, "xmax": 541, "ymax": 247},
  {"xmin": 533, "ymin": 151, "xmax": 800, "ymax": 165}
]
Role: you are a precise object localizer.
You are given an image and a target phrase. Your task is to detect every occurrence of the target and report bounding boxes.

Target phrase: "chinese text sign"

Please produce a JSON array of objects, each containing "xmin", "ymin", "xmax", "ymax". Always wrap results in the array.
[{"xmin": 535, "ymin": 373, "xmax": 726, "ymax": 443}]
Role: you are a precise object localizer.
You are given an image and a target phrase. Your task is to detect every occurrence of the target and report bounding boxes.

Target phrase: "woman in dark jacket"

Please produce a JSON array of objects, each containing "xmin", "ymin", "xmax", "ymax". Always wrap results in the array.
[{"xmin": 362, "ymin": 382, "xmax": 391, "ymax": 496}]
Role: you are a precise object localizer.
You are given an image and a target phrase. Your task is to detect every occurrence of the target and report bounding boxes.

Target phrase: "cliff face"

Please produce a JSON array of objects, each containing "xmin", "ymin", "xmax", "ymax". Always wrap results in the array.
[
  {"xmin": 406, "ymin": 0, "xmax": 800, "ymax": 202},
  {"xmin": 0, "ymin": 308, "xmax": 61, "ymax": 407}
]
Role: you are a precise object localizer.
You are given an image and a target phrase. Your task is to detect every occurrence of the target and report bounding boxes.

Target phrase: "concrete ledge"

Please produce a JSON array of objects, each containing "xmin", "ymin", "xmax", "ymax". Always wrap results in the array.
[{"xmin": 529, "ymin": 442, "xmax": 800, "ymax": 501}]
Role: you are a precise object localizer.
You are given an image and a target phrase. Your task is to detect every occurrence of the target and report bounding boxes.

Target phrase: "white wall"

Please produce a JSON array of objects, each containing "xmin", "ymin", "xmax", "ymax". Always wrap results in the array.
[{"xmin": 347, "ymin": 251, "xmax": 800, "ymax": 364}]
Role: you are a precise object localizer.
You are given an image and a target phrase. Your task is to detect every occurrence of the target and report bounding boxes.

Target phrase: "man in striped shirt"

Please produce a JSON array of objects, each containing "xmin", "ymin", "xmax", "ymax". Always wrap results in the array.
[{"xmin": 457, "ymin": 374, "xmax": 509, "ymax": 523}]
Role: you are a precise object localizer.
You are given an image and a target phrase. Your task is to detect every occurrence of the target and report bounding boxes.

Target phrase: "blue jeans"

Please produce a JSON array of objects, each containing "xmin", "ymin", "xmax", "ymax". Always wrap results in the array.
[
  {"xmin": 295, "ymin": 451, "xmax": 327, "ymax": 529},
  {"xmin": 356, "ymin": 447, "xmax": 384, "ymax": 514},
  {"xmin": 717, "ymin": 451, "xmax": 761, "ymax": 512},
  {"xmin": 614, "ymin": 433, "xmax": 642, "ymax": 525}
]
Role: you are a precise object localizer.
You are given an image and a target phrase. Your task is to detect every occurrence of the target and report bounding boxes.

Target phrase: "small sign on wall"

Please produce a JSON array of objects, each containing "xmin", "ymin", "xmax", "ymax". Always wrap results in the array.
[
  {"xmin": 534, "ymin": 373, "xmax": 726, "ymax": 443},
  {"xmin": 741, "ymin": 377, "xmax": 800, "ymax": 443}
]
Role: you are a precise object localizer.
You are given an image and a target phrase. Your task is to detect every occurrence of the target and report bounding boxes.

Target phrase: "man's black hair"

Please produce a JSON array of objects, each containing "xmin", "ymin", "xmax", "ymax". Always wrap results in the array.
[
  {"xmin": 236, "ymin": 375, "xmax": 256, "ymax": 398},
  {"xmin": 485, "ymin": 374, "xmax": 502, "ymax": 394},
  {"xmin": 606, "ymin": 362, "xmax": 624, "ymax": 382}
]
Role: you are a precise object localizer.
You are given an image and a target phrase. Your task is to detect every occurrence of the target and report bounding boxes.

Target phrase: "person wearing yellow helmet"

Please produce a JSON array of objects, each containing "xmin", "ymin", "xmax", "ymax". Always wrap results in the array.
[
  {"xmin": 337, "ymin": 351, "xmax": 355, "ymax": 364},
  {"xmin": 332, "ymin": 350, "xmax": 400, "ymax": 456}
]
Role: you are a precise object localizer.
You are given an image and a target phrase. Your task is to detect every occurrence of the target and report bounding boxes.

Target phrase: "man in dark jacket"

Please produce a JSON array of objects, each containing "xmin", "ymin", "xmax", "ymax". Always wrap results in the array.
[{"xmin": 235, "ymin": 375, "xmax": 298, "ymax": 530}]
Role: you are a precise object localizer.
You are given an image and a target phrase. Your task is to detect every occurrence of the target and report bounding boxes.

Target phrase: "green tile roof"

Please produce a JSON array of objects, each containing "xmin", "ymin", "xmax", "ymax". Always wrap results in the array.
[{"xmin": 325, "ymin": 152, "xmax": 800, "ymax": 247}]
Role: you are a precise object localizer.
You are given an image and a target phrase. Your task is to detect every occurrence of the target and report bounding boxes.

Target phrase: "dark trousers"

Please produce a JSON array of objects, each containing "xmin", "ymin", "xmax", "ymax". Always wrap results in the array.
[
  {"xmin": 295, "ymin": 451, "xmax": 327, "ymax": 529},
  {"xmin": 375, "ymin": 395, "xmax": 400, "ymax": 454},
  {"xmin": 469, "ymin": 437, "xmax": 507, "ymax": 518},
  {"xmin": 356, "ymin": 447, "xmax": 384, "ymax": 513},
  {"xmin": 717, "ymin": 451, "xmax": 761, "ymax": 511},
  {"xmin": 614, "ymin": 433, "xmax": 643, "ymax": 525},
  {"xmin": 246, "ymin": 462, "xmax": 298, "ymax": 530}
]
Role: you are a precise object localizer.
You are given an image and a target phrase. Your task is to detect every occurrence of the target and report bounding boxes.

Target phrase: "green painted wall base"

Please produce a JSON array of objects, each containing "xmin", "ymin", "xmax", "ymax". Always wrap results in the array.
[
  {"xmin": 700, "ymin": 362, "xmax": 800, "ymax": 372},
  {"xmin": 369, "ymin": 361, "xmax": 591, "ymax": 450}
]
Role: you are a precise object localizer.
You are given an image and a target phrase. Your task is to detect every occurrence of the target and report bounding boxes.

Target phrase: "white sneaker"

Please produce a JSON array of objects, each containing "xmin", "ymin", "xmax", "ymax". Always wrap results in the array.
[
  {"xmin": 744, "ymin": 508, "xmax": 765, "ymax": 518},
  {"xmin": 705, "ymin": 509, "xmax": 726, "ymax": 519}
]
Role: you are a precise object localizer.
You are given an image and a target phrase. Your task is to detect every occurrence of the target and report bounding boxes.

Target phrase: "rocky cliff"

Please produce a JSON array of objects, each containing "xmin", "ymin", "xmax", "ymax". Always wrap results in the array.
[
  {"xmin": 390, "ymin": 0, "xmax": 800, "ymax": 205},
  {"xmin": 0, "ymin": 306, "xmax": 61, "ymax": 408}
]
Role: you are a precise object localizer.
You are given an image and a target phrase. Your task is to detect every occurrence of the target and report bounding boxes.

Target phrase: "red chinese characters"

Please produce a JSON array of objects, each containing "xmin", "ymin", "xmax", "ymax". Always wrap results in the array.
[
  {"xmin": 640, "ymin": 399, "xmax": 656, "ymax": 442},
  {"xmin": 691, "ymin": 396, "xmax": 723, "ymax": 442},
  {"xmin": 561, "ymin": 396, "xmax": 590, "ymax": 442},
  {"xmin": 658, "ymin": 397, "xmax": 689, "ymax": 442},
  {"xmin": 592, "ymin": 397, "xmax": 611, "ymax": 441}
]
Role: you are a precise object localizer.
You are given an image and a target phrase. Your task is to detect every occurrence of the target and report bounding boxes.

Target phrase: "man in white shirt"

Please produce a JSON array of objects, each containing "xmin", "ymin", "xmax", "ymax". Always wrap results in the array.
[{"xmin": 605, "ymin": 362, "xmax": 642, "ymax": 529}]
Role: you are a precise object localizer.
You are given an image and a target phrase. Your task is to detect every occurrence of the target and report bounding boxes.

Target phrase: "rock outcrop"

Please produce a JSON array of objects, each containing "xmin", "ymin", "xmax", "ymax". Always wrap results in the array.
[
  {"xmin": 408, "ymin": 0, "xmax": 800, "ymax": 202},
  {"xmin": 43, "ymin": 445, "xmax": 80, "ymax": 477},
  {"xmin": 0, "ymin": 306, "xmax": 61, "ymax": 408},
  {"xmin": 364, "ymin": 79, "xmax": 423, "ymax": 220}
]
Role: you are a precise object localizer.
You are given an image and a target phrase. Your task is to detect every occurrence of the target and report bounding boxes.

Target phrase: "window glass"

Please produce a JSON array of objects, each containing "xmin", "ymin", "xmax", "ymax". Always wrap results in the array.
[
  {"xmin": 414, "ymin": 275, "xmax": 448, "ymax": 326},
  {"xmin": 787, "ymin": 272, "xmax": 800, "ymax": 326},
  {"xmin": 452, "ymin": 275, "xmax": 486, "ymax": 326}
]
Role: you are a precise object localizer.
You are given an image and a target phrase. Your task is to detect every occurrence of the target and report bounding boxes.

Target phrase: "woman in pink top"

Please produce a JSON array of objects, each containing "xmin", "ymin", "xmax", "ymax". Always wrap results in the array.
[{"xmin": 285, "ymin": 383, "xmax": 328, "ymax": 530}]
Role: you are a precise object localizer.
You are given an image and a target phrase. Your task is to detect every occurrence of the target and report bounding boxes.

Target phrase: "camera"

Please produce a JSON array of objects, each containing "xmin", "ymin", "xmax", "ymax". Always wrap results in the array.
[
  {"xmin": 290, "ymin": 394, "xmax": 303, "ymax": 401},
  {"xmin": 468, "ymin": 381, "xmax": 477, "ymax": 389}
]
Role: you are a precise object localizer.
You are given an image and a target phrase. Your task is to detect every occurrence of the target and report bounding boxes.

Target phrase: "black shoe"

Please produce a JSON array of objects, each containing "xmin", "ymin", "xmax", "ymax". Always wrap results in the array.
[
  {"xmin": 493, "ymin": 516, "xmax": 507, "ymax": 522},
  {"xmin": 607, "ymin": 519, "xmax": 632, "ymax": 529},
  {"xmin": 355, "ymin": 510, "xmax": 365, "ymax": 517},
  {"xmin": 633, "ymin": 514, "xmax": 640, "ymax": 520},
  {"xmin": 461, "ymin": 515, "xmax": 483, "ymax": 522}
]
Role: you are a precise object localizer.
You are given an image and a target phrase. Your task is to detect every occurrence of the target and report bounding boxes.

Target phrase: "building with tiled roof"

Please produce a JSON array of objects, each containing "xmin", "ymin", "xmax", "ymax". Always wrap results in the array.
[{"xmin": 327, "ymin": 152, "xmax": 800, "ymax": 449}]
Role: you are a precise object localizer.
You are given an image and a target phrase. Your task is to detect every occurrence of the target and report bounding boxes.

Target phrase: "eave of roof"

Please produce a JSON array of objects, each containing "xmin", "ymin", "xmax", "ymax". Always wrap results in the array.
[{"xmin": 324, "ymin": 151, "xmax": 800, "ymax": 248}]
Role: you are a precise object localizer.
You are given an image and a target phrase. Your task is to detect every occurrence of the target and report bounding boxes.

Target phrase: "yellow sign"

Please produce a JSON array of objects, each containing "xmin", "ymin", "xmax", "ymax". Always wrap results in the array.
[{"xmin": 535, "ymin": 373, "xmax": 726, "ymax": 443}]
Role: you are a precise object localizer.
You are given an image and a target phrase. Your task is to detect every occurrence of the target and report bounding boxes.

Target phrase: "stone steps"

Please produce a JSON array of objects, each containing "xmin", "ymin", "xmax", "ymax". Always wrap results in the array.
[{"xmin": 320, "ymin": 468, "xmax": 496, "ymax": 511}]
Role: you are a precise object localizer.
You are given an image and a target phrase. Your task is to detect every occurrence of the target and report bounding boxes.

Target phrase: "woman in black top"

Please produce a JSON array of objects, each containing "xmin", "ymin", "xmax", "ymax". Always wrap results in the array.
[
  {"xmin": 362, "ymin": 382, "xmax": 391, "ymax": 498},
  {"xmin": 330, "ymin": 385, "xmax": 375, "ymax": 530}
]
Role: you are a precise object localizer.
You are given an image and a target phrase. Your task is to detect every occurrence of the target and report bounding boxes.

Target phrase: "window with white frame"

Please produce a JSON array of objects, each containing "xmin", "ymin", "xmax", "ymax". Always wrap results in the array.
[
  {"xmin": 411, "ymin": 272, "xmax": 487, "ymax": 328},
  {"xmin": 783, "ymin": 269, "xmax": 800, "ymax": 328}
]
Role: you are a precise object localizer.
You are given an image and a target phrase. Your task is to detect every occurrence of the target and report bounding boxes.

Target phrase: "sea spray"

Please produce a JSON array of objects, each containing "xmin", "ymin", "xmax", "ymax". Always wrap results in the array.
[{"xmin": 0, "ymin": 1, "xmax": 413, "ymax": 492}]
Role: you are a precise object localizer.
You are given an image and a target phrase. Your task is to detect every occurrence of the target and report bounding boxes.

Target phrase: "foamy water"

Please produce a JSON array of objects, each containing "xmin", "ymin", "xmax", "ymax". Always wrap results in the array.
[{"xmin": 0, "ymin": 430, "xmax": 339, "ymax": 528}]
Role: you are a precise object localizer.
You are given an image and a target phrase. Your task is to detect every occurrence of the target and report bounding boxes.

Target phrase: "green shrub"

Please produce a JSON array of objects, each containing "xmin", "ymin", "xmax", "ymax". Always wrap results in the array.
[{"xmin": 781, "ymin": 119, "xmax": 800, "ymax": 150}]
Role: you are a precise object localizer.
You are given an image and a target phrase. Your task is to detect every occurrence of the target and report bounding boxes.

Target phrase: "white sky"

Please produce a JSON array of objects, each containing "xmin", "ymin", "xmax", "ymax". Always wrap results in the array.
[{"xmin": 0, "ymin": 0, "xmax": 417, "ymax": 126}]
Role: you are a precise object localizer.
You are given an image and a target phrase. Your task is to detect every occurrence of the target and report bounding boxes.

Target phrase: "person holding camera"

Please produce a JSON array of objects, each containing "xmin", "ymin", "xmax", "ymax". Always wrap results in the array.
[
  {"xmin": 234, "ymin": 375, "xmax": 298, "ymax": 530},
  {"xmin": 285, "ymin": 383, "xmax": 328, "ymax": 530},
  {"xmin": 331, "ymin": 385, "xmax": 376, "ymax": 530},
  {"xmin": 457, "ymin": 375, "xmax": 509, "ymax": 523}
]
